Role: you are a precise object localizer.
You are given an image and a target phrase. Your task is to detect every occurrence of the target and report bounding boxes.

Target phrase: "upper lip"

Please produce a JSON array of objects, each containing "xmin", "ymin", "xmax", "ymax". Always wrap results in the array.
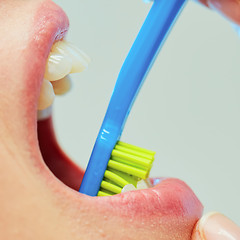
[{"xmin": 2, "ymin": 0, "xmax": 203, "ymax": 237}]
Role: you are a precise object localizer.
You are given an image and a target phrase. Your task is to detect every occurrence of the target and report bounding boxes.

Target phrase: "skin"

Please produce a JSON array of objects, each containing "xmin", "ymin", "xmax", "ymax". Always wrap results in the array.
[
  {"xmin": 0, "ymin": 0, "xmax": 237, "ymax": 239},
  {"xmin": 197, "ymin": 0, "xmax": 240, "ymax": 24}
]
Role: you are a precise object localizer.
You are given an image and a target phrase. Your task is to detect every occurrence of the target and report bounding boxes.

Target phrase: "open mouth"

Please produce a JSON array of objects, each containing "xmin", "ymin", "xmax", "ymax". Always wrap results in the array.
[{"xmin": 1, "ymin": 0, "xmax": 203, "ymax": 239}]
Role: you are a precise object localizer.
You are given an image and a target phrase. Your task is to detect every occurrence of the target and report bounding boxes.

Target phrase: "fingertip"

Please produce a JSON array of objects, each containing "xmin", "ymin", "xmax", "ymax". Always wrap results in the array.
[
  {"xmin": 208, "ymin": 0, "xmax": 240, "ymax": 25},
  {"xmin": 195, "ymin": 0, "xmax": 209, "ymax": 7},
  {"xmin": 192, "ymin": 212, "xmax": 240, "ymax": 240},
  {"xmin": 192, "ymin": 212, "xmax": 217, "ymax": 240}
]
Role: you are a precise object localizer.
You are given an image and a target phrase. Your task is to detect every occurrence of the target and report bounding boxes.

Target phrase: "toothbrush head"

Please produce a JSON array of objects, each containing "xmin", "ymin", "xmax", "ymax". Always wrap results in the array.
[{"xmin": 98, "ymin": 141, "xmax": 155, "ymax": 196}]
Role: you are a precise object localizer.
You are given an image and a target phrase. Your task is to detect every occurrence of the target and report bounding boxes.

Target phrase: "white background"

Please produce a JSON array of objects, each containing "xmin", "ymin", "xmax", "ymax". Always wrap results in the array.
[{"xmin": 53, "ymin": 0, "xmax": 240, "ymax": 224}]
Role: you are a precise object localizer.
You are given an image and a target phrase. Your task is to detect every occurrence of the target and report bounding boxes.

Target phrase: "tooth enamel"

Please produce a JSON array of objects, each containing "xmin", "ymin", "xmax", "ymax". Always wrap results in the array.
[
  {"xmin": 44, "ymin": 53, "xmax": 72, "ymax": 81},
  {"xmin": 37, "ymin": 41, "xmax": 90, "ymax": 112},
  {"xmin": 66, "ymin": 41, "xmax": 91, "ymax": 63},
  {"xmin": 51, "ymin": 40, "xmax": 90, "ymax": 73},
  {"xmin": 52, "ymin": 75, "xmax": 72, "ymax": 95},
  {"xmin": 37, "ymin": 79, "xmax": 55, "ymax": 110},
  {"xmin": 121, "ymin": 179, "xmax": 152, "ymax": 193},
  {"xmin": 121, "ymin": 184, "xmax": 137, "ymax": 193},
  {"xmin": 137, "ymin": 179, "xmax": 152, "ymax": 189}
]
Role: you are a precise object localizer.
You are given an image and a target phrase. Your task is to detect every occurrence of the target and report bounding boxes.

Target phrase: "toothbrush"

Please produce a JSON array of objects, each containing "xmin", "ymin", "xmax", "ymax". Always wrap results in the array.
[
  {"xmin": 79, "ymin": 0, "xmax": 187, "ymax": 196},
  {"xmin": 97, "ymin": 141, "xmax": 156, "ymax": 196}
]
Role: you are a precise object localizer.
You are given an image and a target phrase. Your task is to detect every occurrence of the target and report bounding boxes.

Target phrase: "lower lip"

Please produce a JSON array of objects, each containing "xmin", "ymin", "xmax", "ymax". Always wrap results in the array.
[{"xmin": 38, "ymin": 117, "xmax": 203, "ymax": 230}]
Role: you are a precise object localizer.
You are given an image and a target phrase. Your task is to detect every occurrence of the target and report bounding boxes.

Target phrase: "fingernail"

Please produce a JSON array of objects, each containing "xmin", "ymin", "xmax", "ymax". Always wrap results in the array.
[{"xmin": 195, "ymin": 212, "xmax": 240, "ymax": 240}]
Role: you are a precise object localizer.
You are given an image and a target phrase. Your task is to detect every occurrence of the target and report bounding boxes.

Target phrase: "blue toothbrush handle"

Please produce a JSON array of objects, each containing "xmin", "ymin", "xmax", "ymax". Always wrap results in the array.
[{"xmin": 80, "ymin": 0, "xmax": 187, "ymax": 196}]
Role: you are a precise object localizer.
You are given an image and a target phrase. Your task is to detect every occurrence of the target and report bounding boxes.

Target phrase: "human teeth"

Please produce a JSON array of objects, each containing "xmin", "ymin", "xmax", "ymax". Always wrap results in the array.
[
  {"xmin": 37, "ymin": 79, "xmax": 55, "ymax": 110},
  {"xmin": 121, "ymin": 184, "xmax": 137, "ymax": 193},
  {"xmin": 44, "ymin": 53, "xmax": 72, "ymax": 81},
  {"xmin": 137, "ymin": 179, "xmax": 152, "ymax": 189},
  {"xmin": 51, "ymin": 40, "xmax": 90, "ymax": 73},
  {"xmin": 37, "ymin": 41, "xmax": 90, "ymax": 112},
  {"xmin": 52, "ymin": 75, "xmax": 72, "ymax": 95},
  {"xmin": 66, "ymin": 41, "xmax": 91, "ymax": 64},
  {"xmin": 121, "ymin": 179, "xmax": 152, "ymax": 193}
]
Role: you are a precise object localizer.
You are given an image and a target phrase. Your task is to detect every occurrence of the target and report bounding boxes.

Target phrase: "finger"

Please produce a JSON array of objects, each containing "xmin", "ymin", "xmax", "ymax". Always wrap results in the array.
[
  {"xmin": 209, "ymin": 0, "xmax": 240, "ymax": 25},
  {"xmin": 197, "ymin": 0, "xmax": 240, "ymax": 25},
  {"xmin": 192, "ymin": 212, "xmax": 240, "ymax": 240},
  {"xmin": 196, "ymin": 0, "xmax": 209, "ymax": 7}
]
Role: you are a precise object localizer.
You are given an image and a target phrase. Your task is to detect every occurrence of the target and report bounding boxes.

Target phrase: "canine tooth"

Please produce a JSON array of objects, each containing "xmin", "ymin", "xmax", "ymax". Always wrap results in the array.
[
  {"xmin": 37, "ymin": 79, "xmax": 55, "ymax": 110},
  {"xmin": 121, "ymin": 184, "xmax": 137, "ymax": 193},
  {"xmin": 51, "ymin": 40, "xmax": 90, "ymax": 73},
  {"xmin": 44, "ymin": 53, "xmax": 72, "ymax": 81},
  {"xmin": 52, "ymin": 75, "xmax": 72, "ymax": 95}
]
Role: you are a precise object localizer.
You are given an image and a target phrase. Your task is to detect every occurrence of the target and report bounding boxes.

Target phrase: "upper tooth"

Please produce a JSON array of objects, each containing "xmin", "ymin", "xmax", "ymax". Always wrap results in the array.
[
  {"xmin": 51, "ymin": 40, "xmax": 90, "ymax": 73},
  {"xmin": 44, "ymin": 53, "xmax": 72, "ymax": 81},
  {"xmin": 65, "ymin": 41, "xmax": 91, "ymax": 64},
  {"xmin": 38, "ymin": 41, "xmax": 90, "ymax": 111},
  {"xmin": 37, "ymin": 79, "xmax": 55, "ymax": 110}
]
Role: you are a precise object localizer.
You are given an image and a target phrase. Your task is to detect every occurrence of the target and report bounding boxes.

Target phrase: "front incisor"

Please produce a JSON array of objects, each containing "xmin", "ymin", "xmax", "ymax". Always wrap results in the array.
[
  {"xmin": 44, "ymin": 53, "xmax": 72, "ymax": 81},
  {"xmin": 51, "ymin": 40, "xmax": 90, "ymax": 73}
]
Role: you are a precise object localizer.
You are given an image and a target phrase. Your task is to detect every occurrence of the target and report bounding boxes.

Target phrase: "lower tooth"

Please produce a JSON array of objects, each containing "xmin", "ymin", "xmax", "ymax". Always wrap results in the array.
[
  {"xmin": 121, "ymin": 179, "xmax": 152, "ymax": 193},
  {"xmin": 121, "ymin": 184, "xmax": 136, "ymax": 193},
  {"xmin": 37, "ymin": 79, "xmax": 55, "ymax": 110},
  {"xmin": 137, "ymin": 179, "xmax": 152, "ymax": 189},
  {"xmin": 51, "ymin": 75, "xmax": 72, "ymax": 95}
]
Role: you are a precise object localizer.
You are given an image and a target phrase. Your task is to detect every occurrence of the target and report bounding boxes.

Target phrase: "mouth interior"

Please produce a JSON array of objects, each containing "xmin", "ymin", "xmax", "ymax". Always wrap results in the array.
[
  {"xmin": 36, "ymin": 40, "xmax": 153, "ymax": 196},
  {"xmin": 37, "ymin": 116, "xmax": 85, "ymax": 192},
  {"xmin": 37, "ymin": 117, "xmax": 153, "ymax": 195},
  {"xmin": 36, "ymin": 39, "xmax": 90, "ymax": 192}
]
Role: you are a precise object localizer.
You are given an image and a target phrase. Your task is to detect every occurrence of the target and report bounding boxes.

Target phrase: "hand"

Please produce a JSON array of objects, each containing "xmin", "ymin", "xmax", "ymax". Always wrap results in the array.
[
  {"xmin": 197, "ymin": 0, "xmax": 240, "ymax": 25},
  {"xmin": 192, "ymin": 212, "xmax": 240, "ymax": 239}
]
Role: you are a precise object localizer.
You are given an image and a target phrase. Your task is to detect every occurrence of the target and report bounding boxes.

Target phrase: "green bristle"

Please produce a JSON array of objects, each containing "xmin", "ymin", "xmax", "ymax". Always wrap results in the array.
[
  {"xmin": 104, "ymin": 170, "xmax": 129, "ymax": 187},
  {"xmin": 115, "ymin": 141, "xmax": 155, "ymax": 162},
  {"xmin": 98, "ymin": 190, "xmax": 113, "ymax": 197},
  {"xmin": 100, "ymin": 180, "xmax": 122, "ymax": 194},
  {"xmin": 108, "ymin": 160, "xmax": 149, "ymax": 179},
  {"xmin": 98, "ymin": 141, "xmax": 155, "ymax": 196},
  {"xmin": 111, "ymin": 150, "xmax": 152, "ymax": 169},
  {"xmin": 117, "ymin": 141, "xmax": 156, "ymax": 157},
  {"xmin": 105, "ymin": 168, "xmax": 139, "ymax": 187}
]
